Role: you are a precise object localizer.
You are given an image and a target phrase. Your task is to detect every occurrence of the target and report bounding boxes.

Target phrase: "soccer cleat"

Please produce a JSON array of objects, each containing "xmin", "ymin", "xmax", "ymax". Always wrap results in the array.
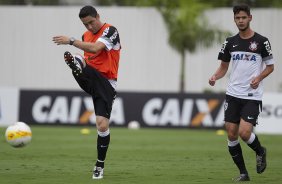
[
  {"xmin": 232, "ymin": 174, "xmax": 250, "ymax": 182},
  {"xmin": 92, "ymin": 166, "xmax": 104, "ymax": 179},
  {"xmin": 74, "ymin": 55, "xmax": 86, "ymax": 68},
  {"xmin": 64, "ymin": 51, "xmax": 84, "ymax": 76},
  {"xmin": 256, "ymin": 147, "xmax": 267, "ymax": 174}
]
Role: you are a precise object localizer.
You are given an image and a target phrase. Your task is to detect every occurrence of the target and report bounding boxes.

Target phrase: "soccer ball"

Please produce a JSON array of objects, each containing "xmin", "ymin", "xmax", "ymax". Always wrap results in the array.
[
  {"xmin": 5, "ymin": 122, "xmax": 32, "ymax": 148},
  {"xmin": 128, "ymin": 121, "xmax": 140, "ymax": 130}
]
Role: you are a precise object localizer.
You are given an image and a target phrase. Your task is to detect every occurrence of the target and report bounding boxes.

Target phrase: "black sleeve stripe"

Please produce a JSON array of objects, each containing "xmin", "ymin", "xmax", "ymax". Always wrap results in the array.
[{"xmin": 103, "ymin": 26, "xmax": 120, "ymax": 45}]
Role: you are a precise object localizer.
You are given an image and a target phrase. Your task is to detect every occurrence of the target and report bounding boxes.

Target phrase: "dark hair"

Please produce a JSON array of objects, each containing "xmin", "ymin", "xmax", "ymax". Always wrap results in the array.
[
  {"xmin": 233, "ymin": 4, "xmax": 251, "ymax": 16},
  {"xmin": 79, "ymin": 6, "xmax": 97, "ymax": 18}
]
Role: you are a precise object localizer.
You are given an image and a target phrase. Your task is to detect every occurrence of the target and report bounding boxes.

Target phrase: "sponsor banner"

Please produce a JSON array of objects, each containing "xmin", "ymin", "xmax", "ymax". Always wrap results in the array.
[
  {"xmin": 255, "ymin": 93, "xmax": 282, "ymax": 134},
  {"xmin": 122, "ymin": 92, "xmax": 225, "ymax": 128},
  {"xmin": 19, "ymin": 90, "xmax": 226, "ymax": 128},
  {"xmin": 0, "ymin": 87, "xmax": 19, "ymax": 127}
]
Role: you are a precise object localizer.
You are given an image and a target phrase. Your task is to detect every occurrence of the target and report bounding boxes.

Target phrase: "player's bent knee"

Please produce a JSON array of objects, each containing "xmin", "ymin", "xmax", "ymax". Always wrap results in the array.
[
  {"xmin": 97, "ymin": 125, "xmax": 109, "ymax": 132},
  {"xmin": 226, "ymin": 130, "xmax": 238, "ymax": 140},
  {"xmin": 239, "ymin": 131, "xmax": 251, "ymax": 141}
]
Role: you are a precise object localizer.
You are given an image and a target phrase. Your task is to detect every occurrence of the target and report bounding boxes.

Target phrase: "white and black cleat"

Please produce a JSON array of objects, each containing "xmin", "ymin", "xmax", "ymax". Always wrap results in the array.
[
  {"xmin": 64, "ymin": 51, "xmax": 85, "ymax": 76},
  {"xmin": 92, "ymin": 166, "xmax": 104, "ymax": 179},
  {"xmin": 256, "ymin": 147, "xmax": 267, "ymax": 174},
  {"xmin": 232, "ymin": 174, "xmax": 250, "ymax": 182}
]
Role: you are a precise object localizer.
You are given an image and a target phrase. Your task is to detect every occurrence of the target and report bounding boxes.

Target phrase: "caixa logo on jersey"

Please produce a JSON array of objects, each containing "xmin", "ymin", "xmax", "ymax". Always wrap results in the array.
[
  {"xmin": 19, "ymin": 90, "xmax": 125, "ymax": 126},
  {"xmin": 232, "ymin": 53, "xmax": 256, "ymax": 61}
]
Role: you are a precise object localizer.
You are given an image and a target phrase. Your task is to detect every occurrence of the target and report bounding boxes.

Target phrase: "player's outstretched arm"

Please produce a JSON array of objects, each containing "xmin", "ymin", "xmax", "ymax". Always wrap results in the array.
[
  {"xmin": 72, "ymin": 39, "xmax": 106, "ymax": 54},
  {"xmin": 52, "ymin": 35, "xmax": 70, "ymax": 45},
  {"xmin": 52, "ymin": 35, "xmax": 106, "ymax": 54}
]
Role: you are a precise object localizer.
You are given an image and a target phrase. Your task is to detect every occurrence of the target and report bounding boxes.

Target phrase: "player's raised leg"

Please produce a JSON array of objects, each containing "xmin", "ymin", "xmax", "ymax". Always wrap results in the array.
[{"xmin": 64, "ymin": 51, "xmax": 85, "ymax": 76}]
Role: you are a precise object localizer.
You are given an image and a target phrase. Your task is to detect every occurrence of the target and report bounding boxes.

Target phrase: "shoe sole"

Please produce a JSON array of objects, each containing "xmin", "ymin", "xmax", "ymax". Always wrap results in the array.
[
  {"xmin": 64, "ymin": 51, "xmax": 76, "ymax": 69},
  {"xmin": 92, "ymin": 176, "xmax": 103, "ymax": 179},
  {"xmin": 232, "ymin": 176, "xmax": 250, "ymax": 182}
]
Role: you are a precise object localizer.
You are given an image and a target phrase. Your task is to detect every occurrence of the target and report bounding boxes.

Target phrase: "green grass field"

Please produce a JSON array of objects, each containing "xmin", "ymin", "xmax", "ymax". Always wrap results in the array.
[{"xmin": 0, "ymin": 126, "xmax": 281, "ymax": 184}]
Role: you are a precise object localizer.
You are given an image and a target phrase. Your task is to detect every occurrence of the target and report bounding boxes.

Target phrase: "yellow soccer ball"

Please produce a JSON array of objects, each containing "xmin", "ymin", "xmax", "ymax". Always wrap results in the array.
[{"xmin": 5, "ymin": 122, "xmax": 32, "ymax": 148}]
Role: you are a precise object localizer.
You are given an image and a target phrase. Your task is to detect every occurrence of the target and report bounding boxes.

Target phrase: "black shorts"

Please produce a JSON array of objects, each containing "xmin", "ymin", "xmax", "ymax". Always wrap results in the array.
[
  {"xmin": 73, "ymin": 65, "xmax": 116, "ymax": 119},
  {"xmin": 224, "ymin": 95, "xmax": 262, "ymax": 125}
]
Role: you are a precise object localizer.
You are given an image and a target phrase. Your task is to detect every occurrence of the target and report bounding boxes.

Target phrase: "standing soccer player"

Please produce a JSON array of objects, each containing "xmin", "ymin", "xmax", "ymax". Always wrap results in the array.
[
  {"xmin": 52, "ymin": 6, "xmax": 121, "ymax": 179},
  {"xmin": 208, "ymin": 4, "xmax": 274, "ymax": 182}
]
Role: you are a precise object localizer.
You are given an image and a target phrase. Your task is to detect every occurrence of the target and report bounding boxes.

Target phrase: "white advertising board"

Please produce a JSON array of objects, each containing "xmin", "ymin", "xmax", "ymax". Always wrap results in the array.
[
  {"xmin": 0, "ymin": 87, "xmax": 19, "ymax": 127},
  {"xmin": 256, "ymin": 93, "xmax": 282, "ymax": 134}
]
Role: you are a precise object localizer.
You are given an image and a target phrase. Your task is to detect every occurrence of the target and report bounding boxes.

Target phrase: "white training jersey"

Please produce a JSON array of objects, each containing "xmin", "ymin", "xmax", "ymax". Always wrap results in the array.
[{"xmin": 218, "ymin": 32, "xmax": 274, "ymax": 100}]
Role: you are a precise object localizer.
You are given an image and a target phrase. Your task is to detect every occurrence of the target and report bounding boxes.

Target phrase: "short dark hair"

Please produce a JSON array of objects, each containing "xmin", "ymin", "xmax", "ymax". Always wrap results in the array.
[
  {"xmin": 79, "ymin": 6, "xmax": 97, "ymax": 18},
  {"xmin": 233, "ymin": 4, "xmax": 251, "ymax": 16}
]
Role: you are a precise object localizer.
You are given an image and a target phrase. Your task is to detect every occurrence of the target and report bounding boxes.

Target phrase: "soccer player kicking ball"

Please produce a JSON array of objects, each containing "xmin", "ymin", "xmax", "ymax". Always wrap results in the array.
[
  {"xmin": 53, "ymin": 6, "xmax": 121, "ymax": 179},
  {"xmin": 209, "ymin": 4, "xmax": 274, "ymax": 182}
]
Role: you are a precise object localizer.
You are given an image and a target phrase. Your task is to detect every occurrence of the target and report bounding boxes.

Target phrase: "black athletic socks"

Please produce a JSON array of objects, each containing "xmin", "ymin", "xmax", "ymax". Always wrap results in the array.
[
  {"xmin": 95, "ymin": 160, "xmax": 105, "ymax": 169},
  {"xmin": 247, "ymin": 134, "xmax": 264, "ymax": 155},
  {"xmin": 96, "ymin": 131, "xmax": 110, "ymax": 168},
  {"xmin": 228, "ymin": 143, "xmax": 248, "ymax": 174}
]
